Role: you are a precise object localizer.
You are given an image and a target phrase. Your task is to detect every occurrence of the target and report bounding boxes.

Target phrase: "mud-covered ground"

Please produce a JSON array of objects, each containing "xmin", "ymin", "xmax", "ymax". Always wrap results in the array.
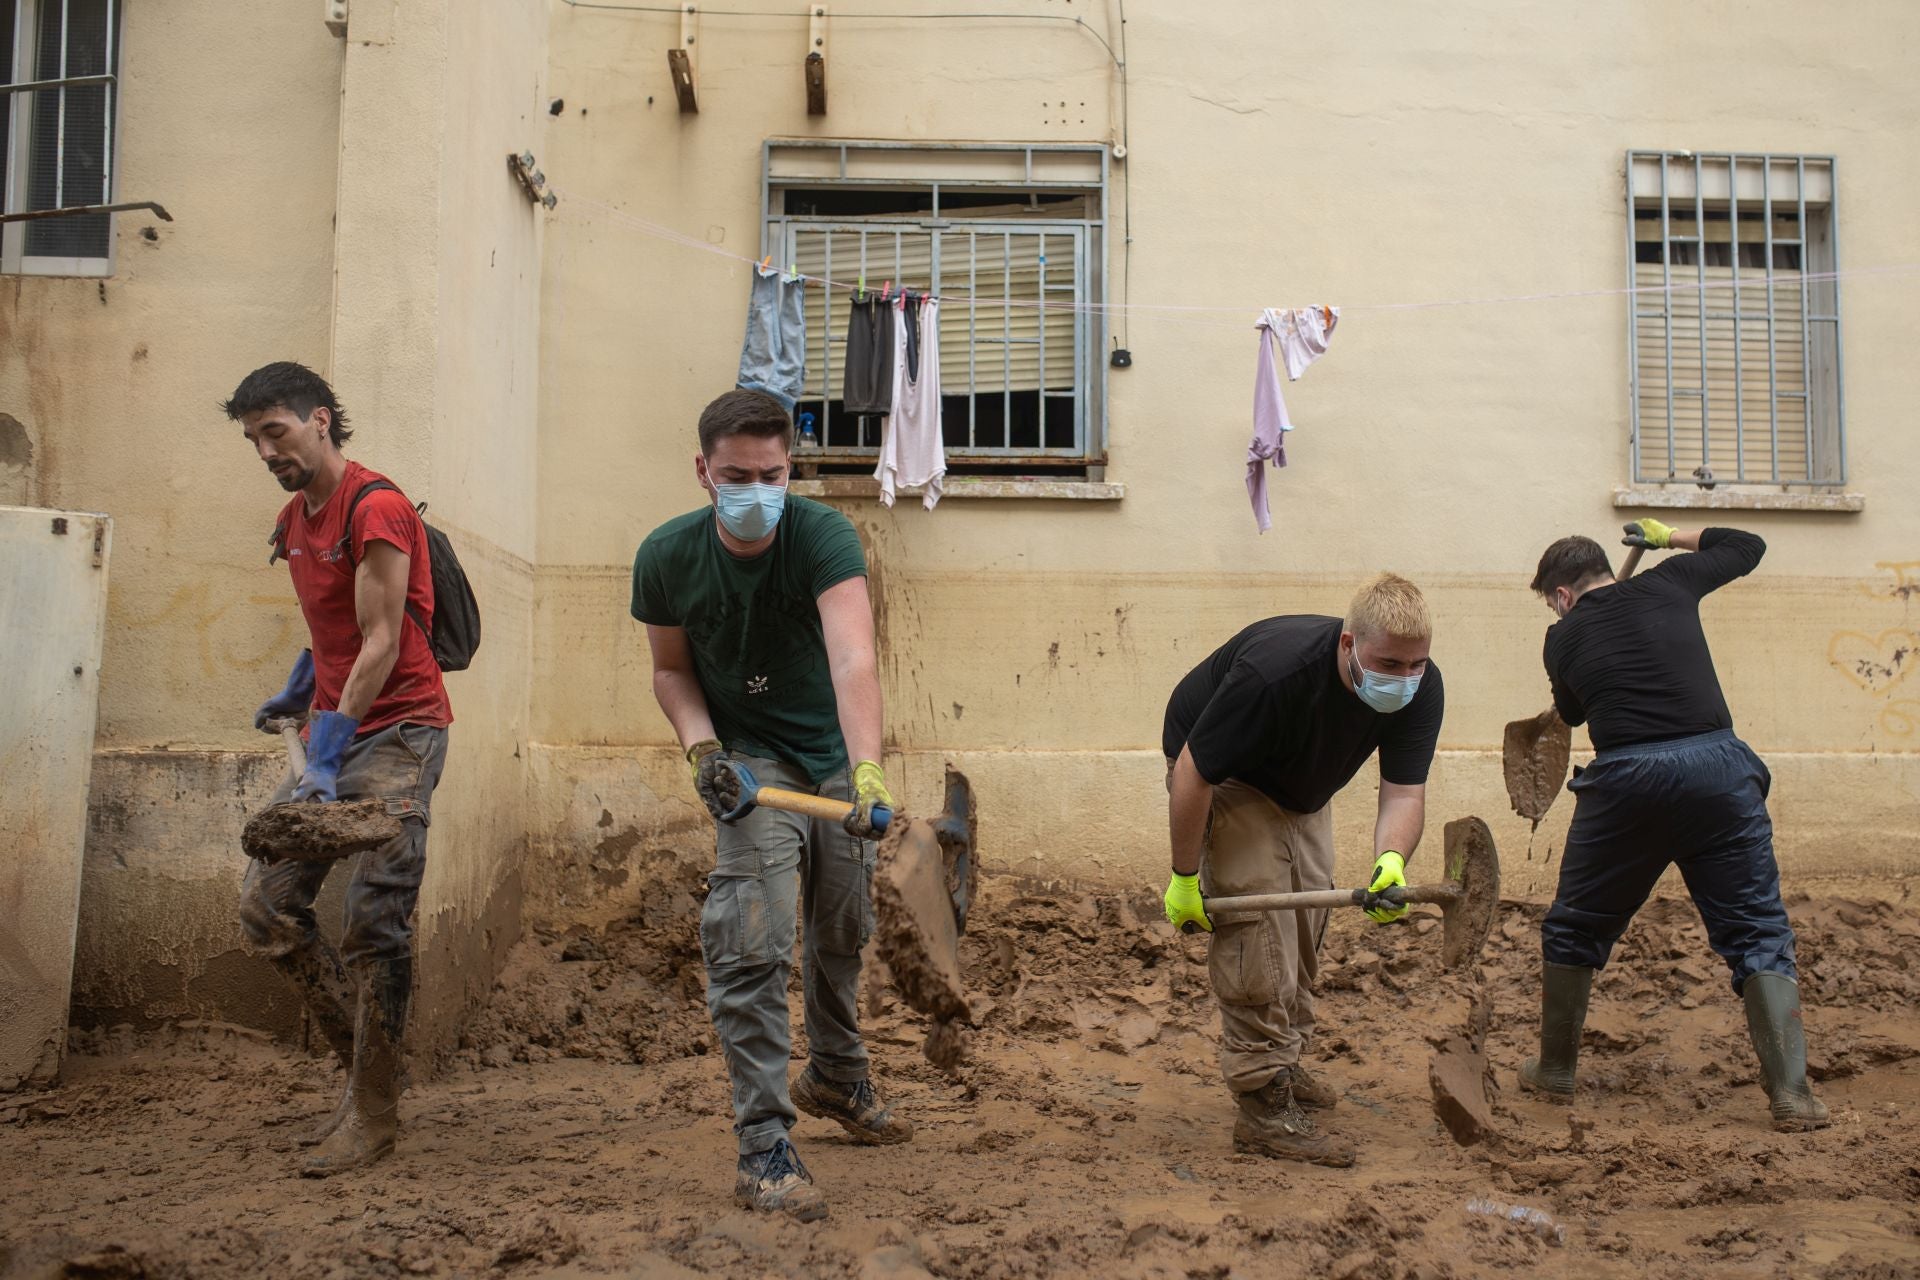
[{"xmin": 4, "ymin": 867, "xmax": 1918, "ymax": 1280}]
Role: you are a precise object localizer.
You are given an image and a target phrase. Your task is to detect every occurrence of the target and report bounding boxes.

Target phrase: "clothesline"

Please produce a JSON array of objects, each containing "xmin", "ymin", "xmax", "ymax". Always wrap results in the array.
[{"xmin": 556, "ymin": 187, "xmax": 1920, "ymax": 323}]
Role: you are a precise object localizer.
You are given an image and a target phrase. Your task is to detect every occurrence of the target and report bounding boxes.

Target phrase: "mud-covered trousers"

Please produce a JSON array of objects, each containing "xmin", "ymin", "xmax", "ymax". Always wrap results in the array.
[
  {"xmin": 238, "ymin": 723, "xmax": 448, "ymax": 965},
  {"xmin": 1542, "ymin": 729, "xmax": 1797, "ymax": 993},
  {"xmin": 702, "ymin": 754, "xmax": 875, "ymax": 1155}
]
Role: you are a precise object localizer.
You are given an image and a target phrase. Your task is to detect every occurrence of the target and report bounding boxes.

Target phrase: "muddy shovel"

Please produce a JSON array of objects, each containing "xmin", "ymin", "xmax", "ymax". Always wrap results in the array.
[
  {"xmin": 1501, "ymin": 545, "xmax": 1644, "ymax": 822},
  {"xmin": 1196, "ymin": 816, "xmax": 1501, "ymax": 972},
  {"xmin": 240, "ymin": 716, "xmax": 403, "ymax": 862},
  {"xmin": 715, "ymin": 760, "xmax": 982, "ymax": 1070}
]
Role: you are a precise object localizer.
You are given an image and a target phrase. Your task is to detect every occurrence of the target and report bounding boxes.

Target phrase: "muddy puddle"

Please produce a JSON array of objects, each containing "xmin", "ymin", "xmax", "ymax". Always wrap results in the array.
[{"xmin": 3, "ymin": 877, "xmax": 1917, "ymax": 1279}]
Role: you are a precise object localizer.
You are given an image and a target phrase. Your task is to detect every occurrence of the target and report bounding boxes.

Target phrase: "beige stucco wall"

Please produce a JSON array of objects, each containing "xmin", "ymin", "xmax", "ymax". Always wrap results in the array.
[
  {"xmin": 9, "ymin": 1, "xmax": 1916, "ymax": 1053},
  {"xmin": 530, "ymin": 0, "xmax": 1920, "ymax": 919},
  {"xmin": 2, "ymin": 1, "xmax": 546, "ymax": 1056}
]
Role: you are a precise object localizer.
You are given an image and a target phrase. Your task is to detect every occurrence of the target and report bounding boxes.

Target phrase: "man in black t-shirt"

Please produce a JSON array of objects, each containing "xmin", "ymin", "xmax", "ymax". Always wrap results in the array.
[
  {"xmin": 1522, "ymin": 520, "xmax": 1827, "ymax": 1133},
  {"xmin": 1161, "ymin": 573, "xmax": 1445, "ymax": 1167}
]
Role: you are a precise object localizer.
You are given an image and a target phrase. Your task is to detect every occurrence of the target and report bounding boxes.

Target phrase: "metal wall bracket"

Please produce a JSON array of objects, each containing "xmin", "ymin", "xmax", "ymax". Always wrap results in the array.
[
  {"xmin": 805, "ymin": 5, "xmax": 827, "ymax": 115},
  {"xmin": 507, "ymin": 153, "xmax": 558, "ymax": 210},
  {"xmin": 668, "ymin": 4, "xmax": 699, "ymax": 113},
  {"xmin": 0, "ymin": 200, "xmax": 171, "ymax": 225}
]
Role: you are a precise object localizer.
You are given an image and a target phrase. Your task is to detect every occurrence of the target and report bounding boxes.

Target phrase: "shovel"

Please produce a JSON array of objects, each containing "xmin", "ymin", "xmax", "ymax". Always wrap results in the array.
[
  {"xmin": 1196, "ymin": 816, "xmax": 1500, "ymax": 972},
  {"xmin": 715, "ymin": 759, "xmax": 981, "ymax": 1069},
  {"xmin": 240, "ymin": 716, "xmax": 404, "ymax": 862},
  {"xmin": 1500, "ymin": 545, "xmax": 1644, "ymax": 822}
]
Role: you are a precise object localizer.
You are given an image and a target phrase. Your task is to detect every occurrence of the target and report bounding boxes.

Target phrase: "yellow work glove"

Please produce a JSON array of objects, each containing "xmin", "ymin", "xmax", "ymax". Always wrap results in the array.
[
  {"xmin": 1364, "ymin": 851, "xmax": 1409, "ymax": 924},
  {"xmin": 1621, "ymin": 517, "xmax": 1675, "ymax": 550},
  {"xmin": 1164, "ymin": 872, "xmax": 1213, "ymax": 934},
  {"xmin": 846, "ymin": 760, "xmax": 895, "ymax": 838}
]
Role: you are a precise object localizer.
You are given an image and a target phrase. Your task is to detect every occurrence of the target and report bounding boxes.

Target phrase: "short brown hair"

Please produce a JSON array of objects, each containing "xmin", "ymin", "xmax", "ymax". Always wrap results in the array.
[
  {"xmin": 1345, "ymin": 573, "xmax": 1431, "ymax": 643},
  {"xmin": 698, "ymin": 389, "xmax": 793, "ymax": 455},
  {"xmin": 1531, "ymin": 536, "xmax": 1613, "ymax": 595}
]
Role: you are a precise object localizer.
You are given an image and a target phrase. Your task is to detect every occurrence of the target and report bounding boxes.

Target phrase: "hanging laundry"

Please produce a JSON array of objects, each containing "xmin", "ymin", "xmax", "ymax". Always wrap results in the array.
[
  {"xmin": 843, "ymin": 293, "xmax": 895, "ymax": 415},
  {"xmin": 736, "ymin": 263, "xmax": 807, "ymax": 411},
  {"xmin": 1247, "ymin": 305, "xmax": 1339, "ymax": 533},
  {"xmin": 875, "ymin": 293, "xmax": 946, "ymax": 510}
]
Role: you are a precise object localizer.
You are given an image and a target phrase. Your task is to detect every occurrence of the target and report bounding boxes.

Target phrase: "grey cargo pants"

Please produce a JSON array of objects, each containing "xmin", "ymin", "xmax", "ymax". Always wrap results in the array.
[{"xmin": 702, "ymin": 754, "xmax": 875, "ymax": 1154}]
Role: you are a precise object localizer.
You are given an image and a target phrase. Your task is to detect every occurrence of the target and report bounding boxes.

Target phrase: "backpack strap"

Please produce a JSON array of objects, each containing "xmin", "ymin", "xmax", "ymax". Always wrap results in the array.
[{"xmin": 340, "ymin": 480, "xmax": 433, "ymax": 643}]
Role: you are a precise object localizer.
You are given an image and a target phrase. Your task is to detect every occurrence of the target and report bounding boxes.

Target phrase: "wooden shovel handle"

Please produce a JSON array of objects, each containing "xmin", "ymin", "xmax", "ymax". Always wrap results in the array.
[
  {"xmin": 748, "ymin": 784, "xmax": 862, "ymax": 825},
  {"xmin": 1205, "ymin": 882, "xmax": 1460, "ymax": 917}
]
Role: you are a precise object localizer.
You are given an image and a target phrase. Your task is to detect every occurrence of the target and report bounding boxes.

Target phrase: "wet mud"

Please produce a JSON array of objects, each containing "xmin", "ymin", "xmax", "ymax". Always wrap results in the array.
[
  {"xmin": 871, "ymin": 821, "xmax": 971, "ymax": 1073},
  {"xmin": 4, "ymin": 876, "xmax": 1918, "ymax": 1280},
  {"xmin": 241, "ymin": 800, "xmax": 402, "ymax": 863},
  {"xmin": 1500, "ymin": 709, "xmax": 1572, "ymax": 826}
]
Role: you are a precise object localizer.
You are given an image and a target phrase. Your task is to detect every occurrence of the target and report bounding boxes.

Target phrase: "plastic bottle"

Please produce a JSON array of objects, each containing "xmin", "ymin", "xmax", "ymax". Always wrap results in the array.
[{"xmin": 1464, "ymin": 1197, "xmax": 1568, "ymax": 1246}]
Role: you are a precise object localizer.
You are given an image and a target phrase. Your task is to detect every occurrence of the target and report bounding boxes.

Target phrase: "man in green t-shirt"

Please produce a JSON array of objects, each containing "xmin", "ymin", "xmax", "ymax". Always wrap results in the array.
[{"xmin": 631, "ymin": 389, "xmax": 910, "ymax": 1223}]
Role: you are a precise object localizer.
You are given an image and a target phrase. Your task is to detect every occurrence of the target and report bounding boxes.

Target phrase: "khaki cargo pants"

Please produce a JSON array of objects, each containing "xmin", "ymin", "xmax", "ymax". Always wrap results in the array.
[{"xmin": 1173, "ymin": 763, "xmax": 1336, "ymax": 1094}]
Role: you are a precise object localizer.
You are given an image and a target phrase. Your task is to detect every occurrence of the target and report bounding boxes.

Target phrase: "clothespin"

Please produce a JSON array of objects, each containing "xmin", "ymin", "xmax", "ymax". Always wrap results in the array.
[
  {"xmin": 759, "ymin": 254, "xmax": 774, "ymax": 275},
  {"xmin": 856, "ymin": 274, "xmax": 865, "ymax": 301},
  {"xmin": 1321, "ymin": 304, "xmax": 1333, "ymax": 327}
]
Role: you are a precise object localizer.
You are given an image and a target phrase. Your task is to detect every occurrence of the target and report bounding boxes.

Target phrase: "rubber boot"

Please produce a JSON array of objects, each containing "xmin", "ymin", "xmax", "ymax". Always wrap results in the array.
[
  {"xmin": 1519, "ymin": 962, "xmax": 1594, "ymax": 1104},
  {"xmin": 1742, "ymin": 973, "xmax": 1830, "ymax": 1132},
  {"xmin": 791, "ymin": 1065, "xmax": 914, "ymax": 1145},
  {"xmin": 268, "ymin": 937, "xmax": 358, "ymax": 1147},
  {"xmin": 1231, "ymin": 1068, "xmax": 1356, "ymax": 1168},
  {"xmin": 302, "ymin": 956, "xmax": 409, "ymax": 1177}
]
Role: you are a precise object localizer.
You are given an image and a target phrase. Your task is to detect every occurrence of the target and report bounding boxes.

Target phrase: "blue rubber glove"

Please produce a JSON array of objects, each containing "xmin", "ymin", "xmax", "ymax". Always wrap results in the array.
[
  {"xmin": 254, "ymin": 650, "xmax": 316, "ymax": 731},
  {"xmin": 293, "ymin": 710, "xmax": 359, "ymax": 803}
]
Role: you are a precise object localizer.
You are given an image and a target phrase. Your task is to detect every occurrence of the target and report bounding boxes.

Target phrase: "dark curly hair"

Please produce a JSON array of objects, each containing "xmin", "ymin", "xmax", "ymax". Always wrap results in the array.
[{"xmin": 220, "ymin": 361, "xmax": 353, "ymax": 447}]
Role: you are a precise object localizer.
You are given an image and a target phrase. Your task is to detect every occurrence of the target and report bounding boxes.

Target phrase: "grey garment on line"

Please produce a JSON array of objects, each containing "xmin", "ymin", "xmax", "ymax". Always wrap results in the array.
[
  {"xmin": 737, "ymin": 265, "xmax": 807, "ymax": 412},
  {"xmin": 842, "ymin": 295, "xmax": 894, "ymax": 415},
  {"xmin": 239, "ymin": 722, "xmax": 448, "ymax": 967},
  {"xmin": 701, "ymin": 753, "xmax": 875, "ymax": 1155}
]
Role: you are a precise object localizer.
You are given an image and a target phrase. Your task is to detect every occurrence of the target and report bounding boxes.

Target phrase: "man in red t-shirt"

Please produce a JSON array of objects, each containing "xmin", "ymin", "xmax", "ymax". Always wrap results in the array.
[{"xmin": 224, "ymin": 361, "xmax": 453, "ymax": 1177}]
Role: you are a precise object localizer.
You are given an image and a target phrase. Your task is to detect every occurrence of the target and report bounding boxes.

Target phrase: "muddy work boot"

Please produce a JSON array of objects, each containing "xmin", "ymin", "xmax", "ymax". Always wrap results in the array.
[
  {"xmin": 791, "ymin": 1065, "xmax": 914, "ymax": 1145},
  {"xmin": 1742, "ymin": 972, "xmax": 1830, "ymax": 1132},
  {"xmin": 302, "ymin": 956, "xmax": 410, "ymax": 1177},
  {"xmin": 735, "ymin": 1138, "xmax": 828, "ymax": 1221},
  {"xmin": 1519, "ymin": 962, "xmax": 1594, "ymax": 1104},
  {"xmin": 1288, "ymin": 1063, "xmax": 1339, "ymax": 1110},
  {"xmin": 1232, "ymin": 1069, "xmax": 1355, "ymax": 1168}
]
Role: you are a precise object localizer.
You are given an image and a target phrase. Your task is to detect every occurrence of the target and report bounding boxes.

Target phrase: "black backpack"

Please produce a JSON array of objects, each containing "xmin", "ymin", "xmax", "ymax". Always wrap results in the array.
[{"xmin": 270, "ymin": 479, "xmax": 481, "ymax": 672}]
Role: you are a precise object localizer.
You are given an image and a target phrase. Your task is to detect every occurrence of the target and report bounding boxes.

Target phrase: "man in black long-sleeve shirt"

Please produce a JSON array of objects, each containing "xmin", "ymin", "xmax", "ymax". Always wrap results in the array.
[{"xmin": 1519, "ymin": 519, "xmax": 1827, "ymax": 1132}]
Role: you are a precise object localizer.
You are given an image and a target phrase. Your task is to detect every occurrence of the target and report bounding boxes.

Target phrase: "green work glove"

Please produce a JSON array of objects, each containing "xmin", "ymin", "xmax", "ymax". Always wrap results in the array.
[
  {"xmin": 1621, "ymin": 517, "xmax": 1675, "ymax": 550},
  {"xmin": 1164, "ymin": 872, "xmax": 1212, "ymax": 934},
  {"xmin": 846, "ymin": 759, "xmax": 895, "ymax": 837},
  {"xmin": 1364, "ymin": 851, "xmax": 1408, "ymax": 924}
]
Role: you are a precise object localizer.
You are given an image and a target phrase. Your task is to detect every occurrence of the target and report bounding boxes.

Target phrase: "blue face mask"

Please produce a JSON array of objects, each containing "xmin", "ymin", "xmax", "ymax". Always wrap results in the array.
[
  {"xmin": 1348, "ymin": 648, "xmax": 1422, "ymax": 714},
  {"xmin": 712, "ymin": 481, "xmax": 787, "ymax": 541}
]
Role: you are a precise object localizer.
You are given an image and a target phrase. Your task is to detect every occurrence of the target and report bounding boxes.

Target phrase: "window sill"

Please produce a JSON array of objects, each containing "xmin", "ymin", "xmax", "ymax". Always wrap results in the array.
[
  {"xmin": 791, "ymin": 477, "xmax": 1125, "ymax": 502},
  {"xmin": 1613, "ymin": 485, "xmax": 1864, "ymax": 513}
]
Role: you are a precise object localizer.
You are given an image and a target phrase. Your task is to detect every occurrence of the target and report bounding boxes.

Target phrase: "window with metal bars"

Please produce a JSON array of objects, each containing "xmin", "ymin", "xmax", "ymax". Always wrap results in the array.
[
  {"xmin": 764, "ymin": 141, "xmax": 1108, "ymax": 477},
  {"xmin": 3, "ymin": 0, "xmax": 121, "ymax": 275},
  {"xmin": 1627, "ymin": 152, "xmax": 1844, "ymax": 488}
]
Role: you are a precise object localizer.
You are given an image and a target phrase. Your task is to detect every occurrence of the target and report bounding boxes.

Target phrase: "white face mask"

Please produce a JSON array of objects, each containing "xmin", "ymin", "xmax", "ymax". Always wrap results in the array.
[{"xmin": 1347, "ymin": 648, "xmax": 1422, "ymax": 714}]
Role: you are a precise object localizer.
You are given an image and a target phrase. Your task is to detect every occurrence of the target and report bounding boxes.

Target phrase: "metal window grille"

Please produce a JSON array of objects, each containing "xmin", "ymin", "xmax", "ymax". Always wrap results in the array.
[
  {"xmin": 3, "ymin": 0, "xmax": 120, "ymax": 272},
  {"xmin": 1627, "ymin": 152, "xmax": 1844, "ymax": 486},
  {"xmin": 764, "ymin": 140, "xmax": 1107, "ymax": 470}
]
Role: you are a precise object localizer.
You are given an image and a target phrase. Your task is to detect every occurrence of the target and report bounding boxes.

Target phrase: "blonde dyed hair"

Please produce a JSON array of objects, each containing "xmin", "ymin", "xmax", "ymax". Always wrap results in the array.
[{"xmin": 1345, "ymin": 572, "xmax": 1431, "ymax": 642}]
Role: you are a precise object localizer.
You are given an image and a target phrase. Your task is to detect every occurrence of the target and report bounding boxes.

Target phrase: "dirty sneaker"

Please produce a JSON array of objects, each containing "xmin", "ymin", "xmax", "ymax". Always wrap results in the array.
[
  {"xmin": 791, "ymin": 1065, "xmax": 914, "ymax": 1146},
  {"xmin": 735, "ymin": 1139, "xmax": 827, "ymax": 1222},
  {"xmin": 1289, "ymin": 1063, "xmax": 1339, "ymax": 1110},
  {"xmin": 1232, "ymin": 1069, "xmax": 1356, "ymax": 1168}
]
